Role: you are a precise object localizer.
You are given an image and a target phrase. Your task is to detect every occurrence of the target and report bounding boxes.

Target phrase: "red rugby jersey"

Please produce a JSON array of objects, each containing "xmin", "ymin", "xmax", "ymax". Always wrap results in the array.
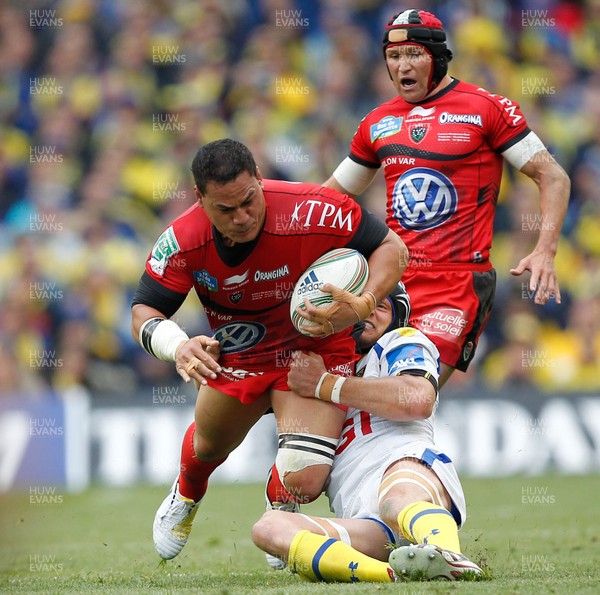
[
  {"xmin": 349, "ymin": 79, "xmax": 530, "ymax": 267},
  {"xmin": 143, "ymin": 179, "xmax": 380, "ymax": 371}
]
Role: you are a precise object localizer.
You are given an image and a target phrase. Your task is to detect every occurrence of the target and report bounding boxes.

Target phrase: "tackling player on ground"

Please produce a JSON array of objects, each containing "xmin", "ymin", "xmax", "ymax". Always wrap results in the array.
[
  {"xmin": 131, "ymin": 139, "xmax": 406, "ymax": 559},
  {"xmin": 253, "ymin": 283, "xmax": 482, "ymax": 582},
  {"xmin": 324, "ymin": 8, "xmax": 570, "ymax": 387}
]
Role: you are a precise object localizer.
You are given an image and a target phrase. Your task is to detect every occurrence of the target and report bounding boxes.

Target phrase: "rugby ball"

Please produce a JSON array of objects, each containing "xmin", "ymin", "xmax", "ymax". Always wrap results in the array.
[{"xmin": 290, "ymin": 248, "xmax": 369, "ymax": 335}]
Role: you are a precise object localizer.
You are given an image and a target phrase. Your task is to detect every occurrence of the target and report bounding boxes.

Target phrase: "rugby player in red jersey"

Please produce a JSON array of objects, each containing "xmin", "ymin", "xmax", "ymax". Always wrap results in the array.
[
  {"xmin": 324, "ymin": 8, "xmax": 570, "ymax": 387},
  {"xmin": 131, "ymin": 138, "xmax": 406, "ymax": 559}
]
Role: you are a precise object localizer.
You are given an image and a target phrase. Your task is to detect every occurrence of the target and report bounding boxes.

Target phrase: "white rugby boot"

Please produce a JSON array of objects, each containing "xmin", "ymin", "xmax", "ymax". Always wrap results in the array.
[
  {"xmin": 264, "ymin": 470, "xmax": 301, "ymax": 570},
  {"xmin": 153, "ymin": 479, "xmax": 200, "ymax": 560},
  {"xmin": 389, "ymin": 544, "xmax": 482, "ymax": 581}
]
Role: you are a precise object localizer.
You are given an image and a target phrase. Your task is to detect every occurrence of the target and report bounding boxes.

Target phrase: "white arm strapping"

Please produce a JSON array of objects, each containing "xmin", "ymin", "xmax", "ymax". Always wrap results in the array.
[
  {"xmin": 139, "ymin": 318, "xmax": 189, "ymax": 362},
  {"xmin": 501, "ymin": 130, "xmax": 546, "ymax": 170},
  {"xmin": 331, "ymin": 157, "xmax": 378, "ymax": 196}
]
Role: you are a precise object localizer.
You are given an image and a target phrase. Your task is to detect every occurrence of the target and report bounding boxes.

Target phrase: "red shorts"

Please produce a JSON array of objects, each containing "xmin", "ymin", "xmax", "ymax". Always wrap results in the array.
[
  {"xmin": 206, "ymin": 334, "xmax": 357, "ymax": 404},
  {"xmin": 403, "ymin": 264, "xmax": 496, "ymax": 372}
]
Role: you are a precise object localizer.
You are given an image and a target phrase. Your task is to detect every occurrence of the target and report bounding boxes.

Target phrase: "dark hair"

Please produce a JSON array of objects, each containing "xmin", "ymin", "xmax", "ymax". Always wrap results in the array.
[{"xmin": 191, "ymin": 139, "xmax": 258, "ymax": 193}]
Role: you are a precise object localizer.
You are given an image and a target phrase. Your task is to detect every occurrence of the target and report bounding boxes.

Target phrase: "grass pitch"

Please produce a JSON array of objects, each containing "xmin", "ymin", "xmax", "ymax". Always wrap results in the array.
[{"xmin": 1, "ymin": 474, "xmax": 599, "ymax": 593}]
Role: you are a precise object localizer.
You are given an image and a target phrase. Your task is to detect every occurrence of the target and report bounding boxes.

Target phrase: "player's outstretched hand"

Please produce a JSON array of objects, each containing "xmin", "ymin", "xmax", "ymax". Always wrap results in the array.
[
  {"xmin": 287, "ymin": 351, "xmax": 327, "ymax": 398},
  {"xmin": 175, "ymin": 336, "xmax": 221, "ymax": 386},
  {"xmin": 510, "ymin": 249, "xmax": 561, "ymax": 305},
  {"xmin": 298, "ymin": 283, "xmax": 376, "ymax": 337}
]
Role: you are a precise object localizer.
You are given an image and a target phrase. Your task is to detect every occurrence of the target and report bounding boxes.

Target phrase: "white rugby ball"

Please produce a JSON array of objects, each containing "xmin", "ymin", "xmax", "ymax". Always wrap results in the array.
[{"xmin": 290, "ymin": 248, "xmax": 369, "ymax": 335}]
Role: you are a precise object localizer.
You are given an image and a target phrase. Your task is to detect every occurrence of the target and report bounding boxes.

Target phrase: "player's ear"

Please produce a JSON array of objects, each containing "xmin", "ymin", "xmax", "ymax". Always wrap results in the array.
[
  {"xmin": 194, "ymin": 186, "xmax": 204, "ymax": 206},
  {"xmin": 255, "ymin": 167, "xmax": 263, "ymax": 186}
]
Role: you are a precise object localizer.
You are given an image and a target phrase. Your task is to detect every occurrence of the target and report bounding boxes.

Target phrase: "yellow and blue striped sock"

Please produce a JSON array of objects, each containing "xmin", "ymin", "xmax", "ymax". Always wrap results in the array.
[
  {"xmin": 288, "ymin": 530, "xmax": 394, "ymax": 583},
  {"xmin": 398, "ymin": 501, "xmax": 461, "ymax": 553}
]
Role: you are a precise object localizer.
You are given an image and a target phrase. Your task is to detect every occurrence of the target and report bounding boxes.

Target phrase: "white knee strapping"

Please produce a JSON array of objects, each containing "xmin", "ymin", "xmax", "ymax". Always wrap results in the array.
[
  {"xmin": 275, "ymin": 433, "xmax": 338, "ymax": 475},
  {"xmin": 298, "ymin": 514, "xmax": 329, "ymax": 534},
  {"xmin": 326, "ymin": 519, "xmax": 352, "ymax": 545},
  {"xmin": 378, "ymin": 468, "xmax": 444, "ymax": 507},
  {"xmin": 298, "ymin": 514, "xmax": 352, "ymax": 546}
]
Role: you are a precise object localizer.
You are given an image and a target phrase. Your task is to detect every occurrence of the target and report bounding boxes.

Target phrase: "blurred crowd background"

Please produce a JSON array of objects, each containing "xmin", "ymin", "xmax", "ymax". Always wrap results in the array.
[{"xmin": 1, "ymin": 0, "xmax": 599, "ymax": 400}]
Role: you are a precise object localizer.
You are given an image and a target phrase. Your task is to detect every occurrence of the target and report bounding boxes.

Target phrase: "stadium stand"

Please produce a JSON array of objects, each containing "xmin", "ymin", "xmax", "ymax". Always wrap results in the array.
[{"xmin": 1, "ymin": 0, "xmax": 598, "ymax": 398}]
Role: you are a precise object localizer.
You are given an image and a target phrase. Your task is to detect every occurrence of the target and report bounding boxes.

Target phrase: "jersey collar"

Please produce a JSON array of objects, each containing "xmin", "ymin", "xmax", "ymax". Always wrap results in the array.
[{"xmin": 404, "ymin": 77, "xmax": 460, "ymax": 106}]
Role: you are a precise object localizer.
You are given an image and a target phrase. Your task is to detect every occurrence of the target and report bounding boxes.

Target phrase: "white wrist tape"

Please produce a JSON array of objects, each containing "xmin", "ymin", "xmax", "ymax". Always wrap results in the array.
[
  {"xmin": 139, "ymin": 318, "xmax": 189, "ymax": 362},
  {"xmin": 314, "ymin": 372, "xmax": 329, "ymax": 399},
  {"xmin": 330, "ymin": 376, "xmax": 346, "ymax": 404}
]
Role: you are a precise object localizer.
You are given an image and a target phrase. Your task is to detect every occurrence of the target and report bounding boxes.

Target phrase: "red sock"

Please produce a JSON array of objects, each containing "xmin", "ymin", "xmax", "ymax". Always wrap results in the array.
[
  {"xmin": 266, "ymin": 464, "xmax": 304, "ymax": 505},
  {"xmin": 178, "ymin": 422, "xmax": 227, "ymax": 502}
]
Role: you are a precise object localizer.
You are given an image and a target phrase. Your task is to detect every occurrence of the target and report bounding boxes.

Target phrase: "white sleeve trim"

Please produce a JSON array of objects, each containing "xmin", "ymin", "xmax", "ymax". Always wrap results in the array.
[
  {"xmin": 501, "ymin": 131, "xmax": 546, "ymax": 170},
  {"xmin": 331, "ymin": 157, "xmax": 378, "ymax": 196}
]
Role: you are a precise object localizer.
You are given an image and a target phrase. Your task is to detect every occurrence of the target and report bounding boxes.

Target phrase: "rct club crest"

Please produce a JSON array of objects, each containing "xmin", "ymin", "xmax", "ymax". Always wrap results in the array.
[
  {"xmin": 391, "ymin": 167, "xmax": 458, "ymax": 231},
  {"xmin": 408, "ymin": 123, "xmax": 429, "ymax": 144}
]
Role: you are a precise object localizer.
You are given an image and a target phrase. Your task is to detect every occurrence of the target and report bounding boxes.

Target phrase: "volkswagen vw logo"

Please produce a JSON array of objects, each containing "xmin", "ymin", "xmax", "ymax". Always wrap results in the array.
[
  {"xmin": 213, "ymin": 321, "xmax": 266, "ymax": 354},
  {"xmin": 391, "ymin": 167, "xmax": 457, "ymax": 231}
]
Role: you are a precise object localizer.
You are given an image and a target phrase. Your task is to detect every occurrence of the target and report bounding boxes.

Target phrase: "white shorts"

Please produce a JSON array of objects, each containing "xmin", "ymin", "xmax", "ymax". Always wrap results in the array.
[{"xmin": 326, "ymin": 411, "xmax": 466, "ymax": 539}]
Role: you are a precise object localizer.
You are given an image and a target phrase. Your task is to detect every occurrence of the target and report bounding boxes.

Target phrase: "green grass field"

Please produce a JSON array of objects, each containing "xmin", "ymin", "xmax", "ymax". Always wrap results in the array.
[{"xmin": 1, "ymin": 475, "xmax": 599, "ymax": 594}]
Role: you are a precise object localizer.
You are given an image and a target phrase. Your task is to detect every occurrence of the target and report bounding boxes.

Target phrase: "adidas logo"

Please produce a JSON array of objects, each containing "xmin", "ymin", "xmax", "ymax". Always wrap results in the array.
[{"xmin": 297, "ymin": 270, "xmax": 323, "ymax": 294}]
